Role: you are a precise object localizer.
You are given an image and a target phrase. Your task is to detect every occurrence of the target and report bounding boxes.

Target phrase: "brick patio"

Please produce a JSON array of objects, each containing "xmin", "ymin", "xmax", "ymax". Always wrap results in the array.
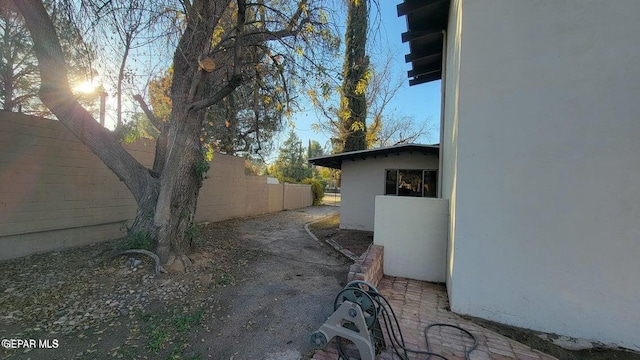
[{"xmin": 312, "ymin": 277, "xmax": 558, "ymax": 360}]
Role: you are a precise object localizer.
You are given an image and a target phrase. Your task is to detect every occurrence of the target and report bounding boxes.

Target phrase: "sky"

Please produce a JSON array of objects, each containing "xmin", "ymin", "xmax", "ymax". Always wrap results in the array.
[
  {"xmin": 273, "ymin": 1, "xmax": 443, "ymax": 161},
  {"xmin": 81, "ymin": 1, "xmax": 443, "ymax": 164}
]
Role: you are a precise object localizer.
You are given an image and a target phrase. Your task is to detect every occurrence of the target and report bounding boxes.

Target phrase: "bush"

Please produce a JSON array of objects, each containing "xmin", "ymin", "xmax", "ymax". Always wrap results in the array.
[{"xmin": 302, "ymin": 178, "xmax": 325, "ymax": 206}]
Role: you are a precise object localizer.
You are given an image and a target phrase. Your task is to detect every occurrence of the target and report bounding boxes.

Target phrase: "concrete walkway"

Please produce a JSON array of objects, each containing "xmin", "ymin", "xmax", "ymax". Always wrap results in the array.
[{"xmin": 312, "ymin": 277, "xmax": 558, "ymax": 360}]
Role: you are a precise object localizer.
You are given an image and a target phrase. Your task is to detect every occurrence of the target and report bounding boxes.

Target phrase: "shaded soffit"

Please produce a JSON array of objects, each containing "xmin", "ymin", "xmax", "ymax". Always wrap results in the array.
[
  {"xmin": 308, "ymin": 144, "xmax": 439, "ymax": 170},
  {"xmin": 397, "ymin": 0, "xmax": 450, "ymax": 86}
]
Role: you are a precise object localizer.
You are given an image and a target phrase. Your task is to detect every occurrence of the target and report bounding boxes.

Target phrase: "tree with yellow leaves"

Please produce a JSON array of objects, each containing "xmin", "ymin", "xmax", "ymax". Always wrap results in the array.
[{"xmin": 338, "ymin": 0, "xmax": 369, "ymax": 152}]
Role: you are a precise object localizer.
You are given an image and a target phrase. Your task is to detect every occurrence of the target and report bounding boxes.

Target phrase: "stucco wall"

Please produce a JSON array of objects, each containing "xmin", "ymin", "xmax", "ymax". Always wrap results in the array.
[
  {"xmin": 448, "ymin": 0, "xmax": 640, "ymax": 350},
  {"xmin": 374, "ymin": 196, "xmax": 448, "ymax": 282},
  {"xmin": 340, "ymin": 153, "xmax": 439, "ymax": 231},
  {"xmin": 0, "ymin": 112, "xmax": 312, "ymax": 260},
  {"xmin": 442, "ymin": 0, "xmax": 463, "ymax": 300}
]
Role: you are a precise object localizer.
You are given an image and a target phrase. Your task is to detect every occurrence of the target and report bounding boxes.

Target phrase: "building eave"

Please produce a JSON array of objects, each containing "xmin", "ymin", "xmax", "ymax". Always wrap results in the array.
[
  {"xmin": 398, "ymin": 0, "xmax": 450, "ymax": 86},
  {"xmin": 308, "ymin": 144, "xmax": 439, "ymax": 170}
]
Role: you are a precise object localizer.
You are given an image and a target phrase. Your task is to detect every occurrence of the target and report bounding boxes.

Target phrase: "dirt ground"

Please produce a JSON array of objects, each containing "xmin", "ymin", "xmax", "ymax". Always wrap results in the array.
[
  {"xmin": 306, "ymin": 214, "xmax": 372, "ymax": 258},
  {"xmin": 2, "ymin": 207, "xmax": 638, "ymax": 360},
  {"xmin": 0, "ymin": 206, "xmax": 349, "ymax": 360}
]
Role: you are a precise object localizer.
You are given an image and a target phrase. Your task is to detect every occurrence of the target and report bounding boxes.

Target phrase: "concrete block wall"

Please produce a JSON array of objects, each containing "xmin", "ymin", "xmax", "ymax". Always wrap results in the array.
[
  {"xmin": 195, "ymin": 154, "xmax": 271, "ymax": 222},
  {"xmin": 1, "ymin": 112, "xmax": 312, "ymax": 260},
  {"xmin": 0, "ymin": 112, "xmax": 155, "ymax": 259},
  {"xmin": 195, "ymin": 158, "xmax": 314, "ymax": 222},
  {"xmin": 283, "ymin": 183, "xmax": 313, "ymax": 210},
  {"xmin": 267, "ymin": 184, "xmax": 284, "ymax": 213}
]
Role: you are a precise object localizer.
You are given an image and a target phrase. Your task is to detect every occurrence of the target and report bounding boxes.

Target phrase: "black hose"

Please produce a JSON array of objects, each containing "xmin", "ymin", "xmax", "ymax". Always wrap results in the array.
[{"xmin": 336, "ymin": 288, "xmax": 477, "ymax": 360}]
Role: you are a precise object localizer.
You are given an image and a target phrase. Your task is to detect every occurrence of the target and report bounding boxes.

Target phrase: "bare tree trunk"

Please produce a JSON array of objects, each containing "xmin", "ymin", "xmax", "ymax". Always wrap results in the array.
[
  {"xmin": 153, "ymin": 108, "xmax": 205, "ymax": 263},
  {"xmin": 128, "ymin": 94, "xmax": 204, "ymax": 265},
  {"xmin": 128, "ymin": 184, "xmax": 160, "ymax": 242}
]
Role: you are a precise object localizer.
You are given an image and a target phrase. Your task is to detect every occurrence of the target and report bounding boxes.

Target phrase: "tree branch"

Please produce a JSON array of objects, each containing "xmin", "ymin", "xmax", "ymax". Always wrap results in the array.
[
  {"xmin": 132, "ymin": 96, "xmax": 168, "ymax": 177},
  {"xmin": 187, "ymin": 74, "xmax": 244, "ymax": 112},
  {"xmin": 133, "ymin": 94, "xmax": 164, "ymax": 131},
  {"xmin": 233, "ymin": 0, "xmax": 247, "ymax": 77},
  {"xmin": 14, "ymin": 0, "xmax": 156, "ymax": 202}
]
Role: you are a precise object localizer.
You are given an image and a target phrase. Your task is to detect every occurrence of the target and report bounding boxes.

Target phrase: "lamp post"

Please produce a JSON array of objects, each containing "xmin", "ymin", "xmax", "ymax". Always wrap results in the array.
[
  {"xmin": 97, "ymin": 85, "xmax": 107, "ymax": 127},
  {"xmin": 74, "ymin": 81, "xmax": 107, "ymax": 127}
]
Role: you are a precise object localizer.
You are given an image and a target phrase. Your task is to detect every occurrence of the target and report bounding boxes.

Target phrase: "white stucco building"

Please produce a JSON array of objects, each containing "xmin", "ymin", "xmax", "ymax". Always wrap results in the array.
[
  {"xmin": 310, "ymin": 144, "xmax": 448, "ymax": 284},
  {"xmin": 309, "ymin": 144, "xmax": 439, "ymax": 231},
  {"xmin": 397, "ymin": 0, "xmax": 640, "ymax": 351}
]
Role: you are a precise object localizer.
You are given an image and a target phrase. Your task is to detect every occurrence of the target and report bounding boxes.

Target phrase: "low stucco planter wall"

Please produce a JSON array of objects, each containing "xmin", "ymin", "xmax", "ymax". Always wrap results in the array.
[{"xmin": 373, "ymin": 196, "xmax": 448, "ymax": 282}]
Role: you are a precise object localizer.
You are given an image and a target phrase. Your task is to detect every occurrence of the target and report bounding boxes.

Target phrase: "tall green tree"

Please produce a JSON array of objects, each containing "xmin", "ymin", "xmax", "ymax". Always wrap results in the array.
[
  {"xmin": 0, "ymin": 1, "xmax": 38, "ymax": 112},
  {"xmin": 0, "ymin": 0, "xmax": 94, "ymax": 115},
  {"xmin": 15, "ymin": 0, "xmax": 335, "ymax": 268},
  {"xmin": 310, "ymin": 51, "xmax": 431, "ymax": 151},
  {"xmin": 307, "ymin": 139, "xmax": 324, "ymax": 159},
  {"xmin": 338, "ymin": 0, "xmax": 369, "ymax": 152},
  {"xmin": 272, "ymin": 130, "xmax": 312, "ymax": 183}
]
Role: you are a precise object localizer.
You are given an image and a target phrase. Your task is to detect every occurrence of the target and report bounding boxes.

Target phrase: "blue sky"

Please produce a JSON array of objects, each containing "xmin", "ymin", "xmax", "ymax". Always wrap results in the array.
[
  {"xmin": 88, "ymin": 1, "xmax": 442, "ymax": 162},
  {"xmin": 271, "ymin": 1, "xmax": 442, "ymax": 161}
]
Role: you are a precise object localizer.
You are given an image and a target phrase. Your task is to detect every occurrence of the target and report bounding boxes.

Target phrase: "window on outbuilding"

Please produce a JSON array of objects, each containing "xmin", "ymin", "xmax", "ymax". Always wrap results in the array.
[
  {"xmin": 385, "ymin": 170, "xmax": 398, "ymax": 195},
  {"xmin": 384, "ymin": 169, "xmax": 438, "ymax": 198}
]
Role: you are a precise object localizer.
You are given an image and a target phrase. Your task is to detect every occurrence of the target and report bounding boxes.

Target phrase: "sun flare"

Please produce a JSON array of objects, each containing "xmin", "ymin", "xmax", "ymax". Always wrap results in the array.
[{"xmin": 73, "ymin": 80, "xmax": 99, "ymax": 94}]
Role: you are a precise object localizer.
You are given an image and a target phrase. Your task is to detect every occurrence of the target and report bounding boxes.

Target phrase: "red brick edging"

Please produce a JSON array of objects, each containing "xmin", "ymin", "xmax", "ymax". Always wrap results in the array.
[{"xmin": 347, "ymin": 245, "xmax": 384, "ymax": 287}]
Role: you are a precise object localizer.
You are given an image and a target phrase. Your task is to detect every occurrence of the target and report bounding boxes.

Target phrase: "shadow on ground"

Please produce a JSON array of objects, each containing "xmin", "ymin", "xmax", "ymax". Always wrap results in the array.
[{"xmin": 0, "ymin": 206, "xmax": 349, "ymax": 360}]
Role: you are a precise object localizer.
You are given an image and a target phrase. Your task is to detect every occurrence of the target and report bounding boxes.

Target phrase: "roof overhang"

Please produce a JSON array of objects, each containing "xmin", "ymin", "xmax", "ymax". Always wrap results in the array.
[
  {"xmin": 398, "ymin": 0, "xmax": 450, "ymax": 86},
  {"xmin": 308, "ymin": 144, "xmax": 439, "ymax": 170}
]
